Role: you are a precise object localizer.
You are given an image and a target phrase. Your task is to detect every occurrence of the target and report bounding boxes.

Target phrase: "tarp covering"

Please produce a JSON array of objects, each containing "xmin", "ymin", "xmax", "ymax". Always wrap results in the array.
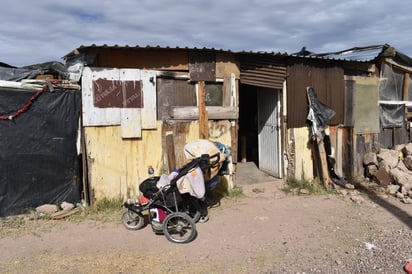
[
  {"xmin": 0, "ymin": 61, "xmax": 68, "ymax": 82},
  {"xmin": 0, "ymin": 87, "xmax": 81, "ymax": 216},
  {"xmin": 379, "ymin": 63, "xmax": 404, "ymax": 101},
  {"xmin": 353, "ymin": 77, "xmax": 380, "ymax": 134},
  {"xmin": 380, "ymin": 103, "xmax": 405, "ymax": 128},
  {"xmin": 306, "ymin": 87, "xmax": 336, "ymax": 139}
]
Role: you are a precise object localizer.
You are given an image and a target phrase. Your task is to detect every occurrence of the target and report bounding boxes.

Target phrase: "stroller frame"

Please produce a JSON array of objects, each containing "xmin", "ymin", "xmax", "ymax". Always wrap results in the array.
[{"xmin": 122, "ymin": 153, "xmax": 220, "ymax": 244}]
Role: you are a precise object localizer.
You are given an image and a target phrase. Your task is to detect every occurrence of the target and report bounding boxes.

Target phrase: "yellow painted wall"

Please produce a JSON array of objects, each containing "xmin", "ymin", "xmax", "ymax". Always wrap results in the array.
[
  {"xmin": 85, "ymin": 122, "xmax": 163, "ymax": 200},
  {"xmin": 291, "ymin": 127, "xmax": 314, "ymax": 180},
  {"xmin": 85, "ymin": 120, "xmax": 233, "ymax": 201}
]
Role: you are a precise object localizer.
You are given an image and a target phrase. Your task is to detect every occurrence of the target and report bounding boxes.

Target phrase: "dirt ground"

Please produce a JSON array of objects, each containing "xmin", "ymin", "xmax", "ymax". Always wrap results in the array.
[{"xmin": 0, "ymin": 181, "xmax": 411, "ymax": 274}]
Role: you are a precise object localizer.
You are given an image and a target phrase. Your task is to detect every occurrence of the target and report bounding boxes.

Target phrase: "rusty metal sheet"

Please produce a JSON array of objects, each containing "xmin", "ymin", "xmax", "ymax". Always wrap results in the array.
[
  {"xmin": 189, "ymin": 51, "xmax": 216, "ymax": 81},
  {"xmin": 240, "ymin": 55, "xmax": 286, "ymax": 89},
  {"xmin": 93, "ymin": 79, "xmax": 142, "ymax": 108},
  {"xmin": 286, "ymin": 64, "xmax": 344, "ymax": 128}
]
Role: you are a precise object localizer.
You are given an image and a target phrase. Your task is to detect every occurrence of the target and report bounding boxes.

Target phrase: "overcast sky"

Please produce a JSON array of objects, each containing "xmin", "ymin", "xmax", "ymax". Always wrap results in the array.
[{"xmin": 1, "ymin": 0, "xmax": 412, "ymax": 67}]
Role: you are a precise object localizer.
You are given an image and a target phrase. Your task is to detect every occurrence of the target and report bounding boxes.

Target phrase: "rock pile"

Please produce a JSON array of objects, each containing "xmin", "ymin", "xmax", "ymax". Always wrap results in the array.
[{"xmin": 363, "ymin": 142, "xmax": 412, "ymax": 204}]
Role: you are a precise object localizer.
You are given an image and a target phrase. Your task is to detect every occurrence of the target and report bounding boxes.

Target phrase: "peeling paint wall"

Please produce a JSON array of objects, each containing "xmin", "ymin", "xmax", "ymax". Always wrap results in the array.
[
  {"xmin": 85, "ymin": 120, "xmax": 233, "ymax": 201},
  {"xmin": 84, "ymin": 122, "xmax": 163, "ymax": 200},
  {"xmin": 288, "ymin": 127, "xmax": 314, "ymax": 180}
]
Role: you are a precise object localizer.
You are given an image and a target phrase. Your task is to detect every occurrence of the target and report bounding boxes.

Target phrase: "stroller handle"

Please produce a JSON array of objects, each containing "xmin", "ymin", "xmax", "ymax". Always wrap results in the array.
[{"xmin": 208, "ymin": 152, "xmax": 220, "ymax": 167}]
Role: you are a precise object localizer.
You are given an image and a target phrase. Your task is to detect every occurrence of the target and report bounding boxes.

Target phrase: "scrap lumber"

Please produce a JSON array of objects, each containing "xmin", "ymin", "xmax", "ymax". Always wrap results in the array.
[{"xmin": 314, "ymin": 137, "xmax": 333, "ymax": 189}]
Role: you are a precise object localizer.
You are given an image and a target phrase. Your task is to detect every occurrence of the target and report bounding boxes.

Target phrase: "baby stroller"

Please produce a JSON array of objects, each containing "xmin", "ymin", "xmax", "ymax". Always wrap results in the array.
[{"xmin": 121, "ymin": 153, "xmax": 220, "ymax": 244}]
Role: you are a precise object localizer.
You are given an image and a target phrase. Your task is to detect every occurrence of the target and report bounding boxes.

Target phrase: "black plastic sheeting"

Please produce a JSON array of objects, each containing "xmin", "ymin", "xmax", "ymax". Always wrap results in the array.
[
  {"xmin": 306, "ymin": 87, "xmax": 336, "ymax": 139},
  {"xmin": 0, "ymin": 61, "xmax": 68, "ymax": 81},
  {"xmin": 0, "ymin": 87, "xmax": 81, "ymax": 216},
  {"xmin": 306, "ymin": 87, "xmax": 346, "ymax": 187}
]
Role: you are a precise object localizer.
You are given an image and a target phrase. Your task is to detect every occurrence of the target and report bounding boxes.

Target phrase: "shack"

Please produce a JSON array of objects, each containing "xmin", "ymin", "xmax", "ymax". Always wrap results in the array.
[
  {"xmin": 64, "ymin": 46, "xmax": 239, "ymax": 203},
  {"xmin": 66, "ymin": 44, "xmax": 412, "ymax": 204},
  {"xmin": 283, "ymin": 44, "xmax": 412, "ymax": 183}
]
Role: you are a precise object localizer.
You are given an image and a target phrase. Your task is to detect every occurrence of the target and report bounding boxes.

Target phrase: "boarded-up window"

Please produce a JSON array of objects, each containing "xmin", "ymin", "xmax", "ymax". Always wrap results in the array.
[
  {"xmin": 93, "ymin": 79, "xmax": 142, "ymax": 108},
  {"xmin": 286, "ymin": 64, "xmax": 344, "ymax": 128}
]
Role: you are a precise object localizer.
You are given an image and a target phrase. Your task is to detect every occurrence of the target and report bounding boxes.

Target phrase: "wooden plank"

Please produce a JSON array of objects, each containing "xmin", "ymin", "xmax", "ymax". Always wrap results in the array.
[
  {"xmin": 385, "ymin": 58, "xmax": 412, "ymax": 74},
  {"xmin": 170, "ymin": 106, "xmax": 238, "ymax": 119},
  {"xmin": 82, "ymin": 67, "xmax": 121, "ymax": 126},
  {"xmin": 165, "ymin": 131, "xmax": 176, "ymax": 172},
  {"xmin": 120, "ymin": 108, "xmax": 142, "ymax": 138},
  {"xmin": 198, "ymin": 81, "xmax": 209, "ymax": 139},
  {"xmin": 81, "ymin": 125, "xmax": 91, "ymax": 206},
  {"xmin": 140, "ymin": 70, "xmax": 157, "ymax": 129},
  {"xmin": 118, "ymin": 69, "xmax": 142, "ymax": 138},
  {"xmin": 316, "ymin": 138, "xmax": 333, "ymax": 189}
]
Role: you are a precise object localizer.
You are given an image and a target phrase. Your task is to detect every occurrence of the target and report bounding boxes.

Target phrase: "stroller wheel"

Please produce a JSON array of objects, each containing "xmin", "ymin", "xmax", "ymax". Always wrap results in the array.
[
  {"xmin": 121, "ymin": 209, "xmax": 145, "ymax": 230},
  {"xmin": 180, "ymin": 197, "xmax": 201, "ymax": 223},
  {"xmin": 163, "ymin": 212, "xmax": 196, "ymax": 244}
]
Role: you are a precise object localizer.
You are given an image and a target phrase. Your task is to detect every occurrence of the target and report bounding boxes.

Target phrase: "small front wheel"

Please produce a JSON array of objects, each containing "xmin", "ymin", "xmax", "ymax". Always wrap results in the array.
[
  {"xmin": 121, "ymin": 209, "xmax": 145, "ymax": 230},
  {"xmin": 163, "ymin": 212, "xmax": 196, "ymax": 243}
]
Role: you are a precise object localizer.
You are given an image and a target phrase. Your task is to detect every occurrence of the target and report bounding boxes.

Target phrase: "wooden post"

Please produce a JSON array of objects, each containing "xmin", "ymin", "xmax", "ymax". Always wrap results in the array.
[
  {"xmin": 307, "ymin": 87, "xmax": 333, "ymax": 189},
  {"xmin": 80, "ymin": 125, "xmax": 91, "ymax": 206},
  {"xmin": 316, "ymin": 137, "xmax": 333, "ymax": 189},
  {"xmin": 198, "ymin": 81, "xmax": 209, "ymax": 139},
  {"xmin": 403, "ymin": 72, "xmax": 409, "ymax": 102},
  {"xmin": 165, "ymin": 131, "xmax": 176, "ymax": 172}
]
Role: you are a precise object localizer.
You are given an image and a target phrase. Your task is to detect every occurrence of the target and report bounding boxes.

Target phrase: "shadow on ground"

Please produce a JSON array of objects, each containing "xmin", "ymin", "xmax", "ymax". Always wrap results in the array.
[{"xmin": 353, "ymin": 181, "xmax": 412, "ymax": 230}]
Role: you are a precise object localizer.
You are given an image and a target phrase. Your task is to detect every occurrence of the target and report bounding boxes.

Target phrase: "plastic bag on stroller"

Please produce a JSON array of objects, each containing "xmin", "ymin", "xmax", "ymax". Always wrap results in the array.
[{"xmin": 156, "ymin": 167, "xmax": 205, "ymax": 199}]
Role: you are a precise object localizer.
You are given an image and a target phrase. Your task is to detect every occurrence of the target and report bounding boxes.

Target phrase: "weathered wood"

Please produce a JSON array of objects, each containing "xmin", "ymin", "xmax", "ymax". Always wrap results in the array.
[
  {"xmin": 316, "ymin": 138, "xmax": 333, "ymax": 189},
  {"xmin": 139, "ymin": 70, "xmax": 157, "ymax": 129},
  {"xmin": 165, "ymin": 131, "xmax": 176, "ymax": 172},
  {"xmin": 198, "ymin": 81, "xmax": 209, "ymax": 139},
  {"xmin": 120, "ymin": 108, "xmax": 142, "ymax": 138},
  {"xmin": 81, "ymin": 125, "xmax": 91, "ymax": 206},
  {"xmin": 385, "ymin": 58, "xmax": 412, "ymax": 74},
  {"xmin": 169, "ymin": 106, "xmax": 238, "ymax": 119}
]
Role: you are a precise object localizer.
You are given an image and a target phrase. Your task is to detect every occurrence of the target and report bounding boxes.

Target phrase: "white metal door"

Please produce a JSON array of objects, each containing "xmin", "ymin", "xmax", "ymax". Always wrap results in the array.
[{"xmin": 257, "ymin": 89, "xmax": 280, "ymax": 177}]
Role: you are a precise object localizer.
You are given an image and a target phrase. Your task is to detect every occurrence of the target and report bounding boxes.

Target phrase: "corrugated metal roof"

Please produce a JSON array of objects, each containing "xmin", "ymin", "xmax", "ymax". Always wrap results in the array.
[
  {"xmin": 291, "ymin": 44, "xmax": 388, "ymax": 62},
  {"xmin": 65, "ymin": 44, "xmax": 289, "ymax": 58},
  {"xmin": 66, "ymin": 44, "xmax": 392, "ymax": 63}
]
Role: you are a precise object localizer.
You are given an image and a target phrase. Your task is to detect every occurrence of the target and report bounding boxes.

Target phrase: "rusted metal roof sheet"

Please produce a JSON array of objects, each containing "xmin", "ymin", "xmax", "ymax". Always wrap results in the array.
[
  {"xmin": 65, "ymin": 44, "xmax": 392, "ymax": 64},
  {"xmin": 291, "ymin": 45, "xmax": 388, "ymax": 62},
  {"xmin": 239, "ymin": 54, "xmax": 286, "ymax": 89},
  {"xmin": 64, "ymin": 44, "xmax": 289, "ymax": 59}
]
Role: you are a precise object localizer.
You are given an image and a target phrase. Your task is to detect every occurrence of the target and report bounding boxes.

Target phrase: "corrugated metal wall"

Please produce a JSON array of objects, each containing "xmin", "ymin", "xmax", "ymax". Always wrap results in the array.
[
  {"xmin": 239, "ymin": 55, "xmax": 286, "ymax": 89},
  {"xmin": 286, "ymin": 64, "xmax": 345, "ymax": 128}
]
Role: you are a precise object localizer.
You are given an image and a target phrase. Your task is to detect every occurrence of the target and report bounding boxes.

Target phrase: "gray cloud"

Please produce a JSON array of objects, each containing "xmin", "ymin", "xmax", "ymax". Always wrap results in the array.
[{"xmin": 1, "ymin": 0, "xmax": 411, "ymax": 66}]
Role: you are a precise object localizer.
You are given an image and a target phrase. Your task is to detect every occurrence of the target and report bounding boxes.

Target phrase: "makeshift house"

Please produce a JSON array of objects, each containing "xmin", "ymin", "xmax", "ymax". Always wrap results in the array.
[
  {"xmin": 64, "ymin": 45, "xmax": 238, "ymax": 203},
  {"xmin": 64, "ymin": 43, "xmax": 412, "ymax": 205},
  {"xmin": 284, "ymin": 44, "xmax": 412, "ymax": 184}
]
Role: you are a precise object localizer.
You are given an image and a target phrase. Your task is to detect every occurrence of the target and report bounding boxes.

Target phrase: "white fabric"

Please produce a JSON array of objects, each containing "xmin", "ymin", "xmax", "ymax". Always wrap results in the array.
[{"xmin": 176, "ymin": 167, "xmax": 206, "ymax": 199}]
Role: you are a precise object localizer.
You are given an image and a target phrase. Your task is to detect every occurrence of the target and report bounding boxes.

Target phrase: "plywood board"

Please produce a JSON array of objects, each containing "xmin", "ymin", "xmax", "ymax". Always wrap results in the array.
[
  {"xmin": 140, "ymin": 70, "xmax": 157, "ymax": 129},
  {"xmin": 121, "ymin": 108, "xmax": 142, "ymax": 138},
  {"xmin": 82, "ymin": 67, "xmax": 121, "ymax": 126}
]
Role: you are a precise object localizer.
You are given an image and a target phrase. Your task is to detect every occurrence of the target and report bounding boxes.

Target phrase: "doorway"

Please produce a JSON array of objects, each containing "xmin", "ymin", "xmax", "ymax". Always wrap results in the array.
[{"xmin": 238, "ymin": 84, "xmax": 282, "ymax": 178}]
